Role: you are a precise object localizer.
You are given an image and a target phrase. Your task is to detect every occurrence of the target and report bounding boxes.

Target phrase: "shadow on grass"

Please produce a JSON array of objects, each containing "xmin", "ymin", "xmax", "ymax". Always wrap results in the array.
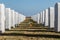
[
  {"xmin": 6, "ymin": 29, "xmax": 54, "ymax": 32},
  {"xmin": 27, "ymin": 27, "xmax": 48, "ymax": 29},
  {"xmin": 0, "ymin": 33, "xmax": 60, "ymax": 38}
]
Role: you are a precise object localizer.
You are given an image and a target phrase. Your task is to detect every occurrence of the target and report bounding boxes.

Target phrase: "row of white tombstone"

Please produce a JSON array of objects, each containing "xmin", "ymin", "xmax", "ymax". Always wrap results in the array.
[
  {"xmin": 0, "ymin": 4, "xmax": 26, "ymax": 33},
  {"xmin": 31, "ymin": 2, "xmax": 60, "ymax": 32}
]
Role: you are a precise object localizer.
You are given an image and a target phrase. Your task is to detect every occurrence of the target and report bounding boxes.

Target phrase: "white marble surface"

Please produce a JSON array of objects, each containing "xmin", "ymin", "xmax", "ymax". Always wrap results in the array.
[
  {"xmin": 0, "ymin": 4, "xmax": 5, "ymax": 33},
  {"xmin": 44, "ymin": 9, "xmax": 48, "ymax": 26},
  {"xmin": 48, "ymin": 7, "xmax": 54, "ymax": 28},
  {"xmin": 55, "ymin": 2, "xmax": 60, "ymax": 32}
]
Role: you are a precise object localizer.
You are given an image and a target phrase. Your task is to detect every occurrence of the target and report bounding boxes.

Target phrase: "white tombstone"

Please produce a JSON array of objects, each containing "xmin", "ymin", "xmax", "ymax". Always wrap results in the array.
[
  {"xmin": 17, "ymin": 13, "xmax": 19, "ymax": 24},
  {"xmin": 14, "ymin": 12, "xmax": 17, "ymax": 25},
  {"xmin": 0, "ymin": 4, "xmax": 5, "ymax": 33},
  {"xmin": 31, "ymin": 15, "xmax": 37, "ymax": 23},
  {"xmin": 31, "ymin": 13, "xmax": 40, "ymax": 24},
  {"xmin": 10, "ymin": 10, "xmax": 13, "ymax": 27},
  {"xmin": 54, "ymin": 2, "xmax": 60, "ymax": 32},
  {"xmin": 20, "ymin": 14, "xmax": 23, "ymax": 23},
  {"xmin": 15, "ymin": 12, "xmax": 18, "ymax": 25},
  {"xmin": 11, "ymin": 10, "xmax": 15, "ymax": 28},
  {"xmin": 44, "ymin": 9, "xmax": 48, "ymax": 26},
  {"xmin": 19, "ymin": 14, "xmax": 26, "ymax": 23},
  {"xmin": 48, "ymin": 7, "xmax": 54, "ymax": 28},
  {"xmin": 42, "ymin": 10, "xmax": 45, "ymax": 25},
  {"xmin": 5, "ymin": 8, "xmax": 12, "ymax": 30},
  {"xmin": 31, "ymin": 15, "xmax": 37, "ymax": 22},
  {"xmin": 39, "ymin": 12, "xmax": 43, "ymax": 24},
  {"xmin": 14, "ymin": 11, "xmax": 16, "ymax": 26},
  {"xmin": 23, "ymin": 15, "xmax": 26, "ymax": 22},
  {"xmin": 23, "ymin": 15, "xmax": 26, "ymax": 21},
  {"xmin": 40, "ymin": 12, "xmax": 43, "ymax": 24},
  {"xmin": 18, "ymin": 14, "xmax": 20, "ymax": 24},
  {"xmin": 12, "ymin": 10, "xmax": 15, "ymax": 28},
  {"xmin": 37, "ymin": 13, "xmax": 40, "ymax": 24}
]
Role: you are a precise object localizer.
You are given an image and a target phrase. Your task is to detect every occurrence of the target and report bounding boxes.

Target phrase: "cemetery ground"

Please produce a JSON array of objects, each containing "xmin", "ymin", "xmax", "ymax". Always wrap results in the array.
[{"xmin": 0, "ymin": 17, "xmax": 60, "ymax": 40}]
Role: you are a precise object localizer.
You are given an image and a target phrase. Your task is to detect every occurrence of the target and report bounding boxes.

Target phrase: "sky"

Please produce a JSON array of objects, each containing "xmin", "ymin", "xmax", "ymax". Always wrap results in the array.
[{"xmin": 0, "ymin": 0, "xmax": 60, "ymax": 16}]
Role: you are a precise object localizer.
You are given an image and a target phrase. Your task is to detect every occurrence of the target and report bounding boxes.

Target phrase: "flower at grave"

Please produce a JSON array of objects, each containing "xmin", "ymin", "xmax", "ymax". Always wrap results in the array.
[{"xmin": 29, "ymin": 22, "xmax": 33, "ymax": 27}]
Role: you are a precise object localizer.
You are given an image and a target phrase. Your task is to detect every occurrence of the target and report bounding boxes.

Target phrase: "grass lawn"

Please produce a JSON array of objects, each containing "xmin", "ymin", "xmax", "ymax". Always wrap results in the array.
[{"xmin": 0, "ymin": 17, "xmax": 60, "ymax": 40}]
